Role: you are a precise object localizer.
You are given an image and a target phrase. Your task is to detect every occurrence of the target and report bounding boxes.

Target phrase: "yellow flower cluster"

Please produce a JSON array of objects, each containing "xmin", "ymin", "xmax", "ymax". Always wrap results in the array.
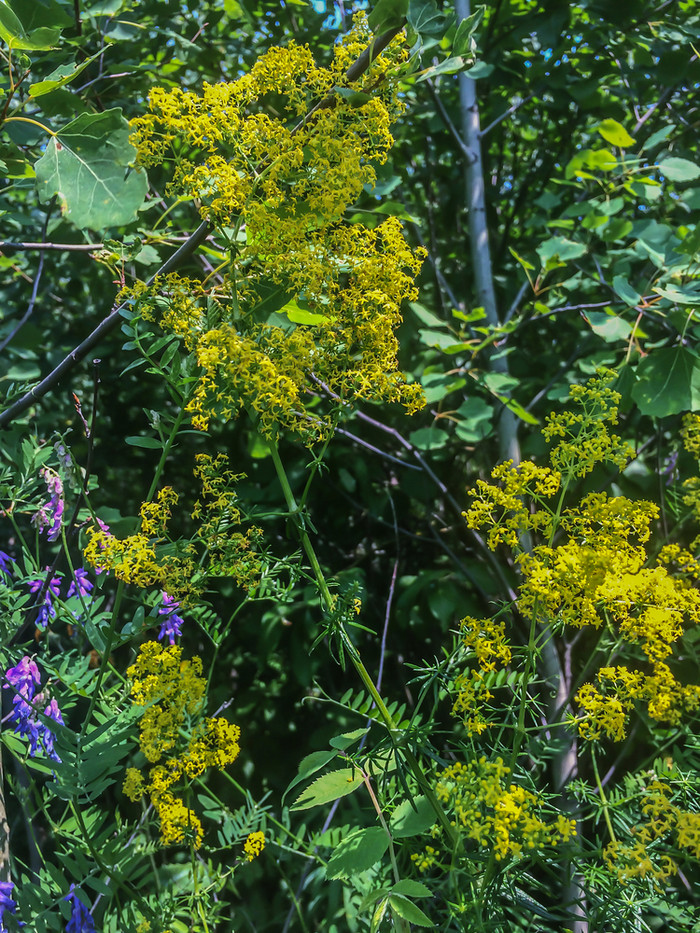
[
  {"xmin": 243, "ymin": 831, "xmax": 265, "ymax": 862},
  {"xmin": 464, "ymin": 372, "xmax": 700, "ymax": 742},
  {"xmin": 125, "ymin": 17, "xmax": 424, "ymax": 443},
  {"xmin": 465, "ymin": 460, "xmax": 560, "ymax": 549},
  {"xmin": 413, "ymin": 758, "xmax": 575, "ymax": 868},
  {"xmin": 191, "ymin": 453, "xmax": 263, "ymax": 592},
  {"xmin": 84, "ymin": 488, "xmax": 199, "ymax": 604},
  {"xmin": 131, "ymin": 16, "xmax": 405, "ymax": 227},
  {"xmin": 681, "ymin": 413, "xmax": 700, "ymax": 548},
  {"xmin": 541, "ymin": 369, "xmax": 633, "ymax": 479},
  {"xmin": 451, "ymin": 616, "xmax": 512, "ymax": 736},
  {"xmin": 604, "ymin": 778, "xmax": 700, "ymax": 885},
  {"xmin": 123, "ymin": 641, "xmax": 241, "ymax": 849}
]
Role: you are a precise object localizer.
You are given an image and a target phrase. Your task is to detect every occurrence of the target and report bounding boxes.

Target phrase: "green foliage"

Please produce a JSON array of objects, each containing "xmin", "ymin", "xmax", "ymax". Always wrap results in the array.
[{"xmin": 2, "ymin": 1, "xmax": 700, "ymax": 931}]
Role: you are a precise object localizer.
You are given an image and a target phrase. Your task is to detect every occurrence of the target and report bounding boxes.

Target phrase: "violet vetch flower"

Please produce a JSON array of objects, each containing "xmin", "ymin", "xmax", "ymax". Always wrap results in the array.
[
  {"xmin": 32, "ymin": 468, "xmax": 65, "ymax": 542},
  {"xmin": 0, "ymin": 551, "xmax": 13, "ymax": 578},
  {"xmin": 67, "ymin": 568, "xmax": 93, "ymax": 599},
  {"xmin": 0, "ymin": 879, "xmax": 18, "ymax": 932},
  {"xmin": 4, "ymin": 656, "xmax": 40, "ymax": 698},
  {"xmin": 64, "ymin": 885, "xmax": 96, "ymax": 933},
  {"xmin": 157, "ymin": 591, "xmax": 185, "ymax": 645},
  {"xmin": 28, "ymin": 571, "xmax": 61, "ymax": 629},
  {"xmin": 3, "ymin": 655, "xmax": 63, "ymax": 762}
]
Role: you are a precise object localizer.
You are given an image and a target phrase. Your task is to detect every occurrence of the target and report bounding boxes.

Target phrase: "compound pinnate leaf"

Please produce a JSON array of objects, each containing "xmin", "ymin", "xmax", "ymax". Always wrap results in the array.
[{"xmin": 35, "ymin": 109, "xmax": 147, "ymax": 230}]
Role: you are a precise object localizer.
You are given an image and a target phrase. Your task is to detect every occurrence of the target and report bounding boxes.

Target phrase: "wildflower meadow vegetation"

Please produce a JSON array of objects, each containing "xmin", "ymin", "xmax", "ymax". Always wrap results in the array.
[{"xmin": 2, "ymin": 1, "xmax": 700, "ymax": 930}]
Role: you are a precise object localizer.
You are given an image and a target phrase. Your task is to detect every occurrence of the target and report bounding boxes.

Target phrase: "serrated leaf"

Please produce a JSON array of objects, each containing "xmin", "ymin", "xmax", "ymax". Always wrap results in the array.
[
  {"xmin": 659, "ymin": 157, "xmax": 700, "ymax": 183},
  {"xmin": 391, "ymin": 880, "xmax": 432, "ymax": 898},
  {"xmin": 389, "ymin": 894, "xmax": 435, "ymax": 927},
  {"xmin": 326, "ymin": 827, "xmax": 389, "ymax": 879},
  {"xmin": 631, "ymin": 347, "xmax": 700, "ymax": 417},
  {"xmin": 329, "ymin": 728, "xmax": 368, "ymax": 751},
  {"xmin": 596, "ymin": 118, "xmax": 636, "ymax": 148},
  {"xmin": 389, "ymin": 796, "xmax": 436, "ymax": 837},
  {"xmin": 35, "ymin": 109, "xmax": 147, "ymax": 229},
  {"xmin": 292, "ymin": 768, "xmax": 364, "ymax": 810}
]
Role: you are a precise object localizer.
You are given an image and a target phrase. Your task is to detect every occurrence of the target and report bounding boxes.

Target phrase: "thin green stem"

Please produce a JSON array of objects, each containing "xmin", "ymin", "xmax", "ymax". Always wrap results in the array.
[
  {"xmin": 591, "ymin": 746, "xmax": 617, "ymax": 844},
  {"xmin": 265, "ymin": 436, "xmax": 459, "ymax": 847}
]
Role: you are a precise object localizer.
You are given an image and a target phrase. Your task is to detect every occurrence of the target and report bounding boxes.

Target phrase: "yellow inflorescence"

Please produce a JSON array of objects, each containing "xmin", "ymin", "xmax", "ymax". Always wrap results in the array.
[
  {"xmin": 463, "ymin": 371, "xmax": 700, "ymax": 743},
  {"xmin": 451, "ymin": 616, "xmax": 512, "ymax": 736},
  {"xmin": 243, "ymin": 831, "xmax": 266, "ymax": 862},
  {"xmin": 603, "ymin": 778, "xmax": 700, "ymax": 885},
  {"xmin": 412, "ymin": 757, "xmax": 575, "ymax": 870},
  {"xmin": 125, "ymin": 16, "xmax": 424, "ymax": 443},
  {"xmin": 84, "ymin": 487, "xmax": 200, "ymax": 605},
  {"xmin": 123, "ymin": 641, "xmax": 241, "ymax": 850}
]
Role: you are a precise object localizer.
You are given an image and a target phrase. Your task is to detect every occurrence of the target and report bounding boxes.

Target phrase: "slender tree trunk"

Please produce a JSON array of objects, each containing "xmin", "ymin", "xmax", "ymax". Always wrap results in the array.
[
  {"xmin": 456, "ymin": 0, "xmax": 520, "ymax": 465},
  {"xmin": 455, "ymin": 4, "xmax": 587, "ymax": 929}
]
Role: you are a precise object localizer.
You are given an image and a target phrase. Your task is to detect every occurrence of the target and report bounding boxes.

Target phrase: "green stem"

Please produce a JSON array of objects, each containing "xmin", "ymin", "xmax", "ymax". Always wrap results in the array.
[
  {"xmin": 591, "ymin": 746, "xmax": 617, "ymax": 843},
  {"xmin": 265, "ymin": 436, "xmax": 459, "ymax": 847},
  {"xmin": 144, "ymin": 404, "xmax": 189, "ymax": 503}
]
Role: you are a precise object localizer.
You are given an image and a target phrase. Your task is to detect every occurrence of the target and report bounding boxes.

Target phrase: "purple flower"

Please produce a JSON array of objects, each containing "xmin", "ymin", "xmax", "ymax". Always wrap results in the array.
[
  {"xmin": 67, "ymin": 569, "xmax": 93, "ymax": 599},
  {"xmin": 65, "ymin": 885, "xmax": 95, "ymax": 933},
  {"xmin": 41, "ymin": 699, "xmax": 64, "ymax": 762},
  {"xmin": 3, "ymin": 656, "xmax": 63, "ymax": 762},
  {"xmin": 28, "ymin": 571, "xmax": 62, "ymax": 630},
  {"xmin": 33, "ymin": 468, "xmax": 65, "ymax": 542},
  {"xmin": 0, "ymin": 879, "xmax": 18, "ymax": 931},
  {"xmin": 0, "ymin": 551, "xmax": 13, "ymax": 578},
  {"xmin": 157, "ymin": 591, "xmax": 184, "ymax": 645},
  {"xmin": 4, "ymin": 657, "xmax": 40, "ymax": 698}
]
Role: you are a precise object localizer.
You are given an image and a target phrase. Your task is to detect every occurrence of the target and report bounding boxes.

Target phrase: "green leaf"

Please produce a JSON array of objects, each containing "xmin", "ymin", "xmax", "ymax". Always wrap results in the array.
[
  {"xmin": 537, "ymin": 236, "xmax": 586, "ymax": 265},
  {"xmin": 125, "ymin": 436, "xmax": 163, "ymax": 449},
  {"xmin": 328, "ymin": 728, "xmax": 368, "ymax": 751},
  {"xmin": 585, "ymin": 312, "xmax": 633, "ymax": 343},
  {"xmin": 30, "ymin": 50, "xmax": 104, "ymax": 97},
  {"xmin": 280, "ymin": 299, "xmax": 330, "ymax": 326},
  {"xmin": 0, "ymin": 0, "xmax": 70, "ymax": 48},
  {"xmin": 292, "ymin": 768, "xmax": 364, "ymax": 810},
  {"xmin": 659, "ymin": 157, "xmax": 700, "ymax": 183},
  {"xmin": 325, "ymin": 827, "xmax": 389, "ymax": 879},
  {"xmin": 596, "ymin": 118, "xmax": 636, "ymax": 148},
  {"xmin": 407, "ymin": 0, "xmax": 446, "ymax": 37},
  {"xmin": 35, "ymin": 109, "xmax": 148, "ymax": 229},
  {"xmin": 369, "ymin": 0, "xmax": 408, "ymax": 33},
  {"xmin": 654, "ymin": 283, "xmax": 700, "ymax": 304},
  {"xmin": 282, "ymin": 750, "xmax": 337, "ymax": 805},
  {"xmin": 454, "ymin": 397, "xmax": 492, "ymax": 442},
  {"xmin": 453, "ymin": 7, "xmax": 483, "ymax": 55},
  {"xmin": 631, "ymin": 347, "xmax": 700, "ymax": 417},
  {"xmin": 408, "ymin": 426, "xmax": 449, "ymax": 451},
  {"xmin": 389, "ymin": 894, "xmax": 435, "ymax": 927},
  {"xmin": 391, "ymin": 880, "xmax": 432, "ymax": 898},
  {"xmin": 461, "ymin": 61, "xmax": 494, "ymax": 79},
  {"xmin": 389, "ymin": 795, "xmax": 436, "ymax": 837},
  {"xmin": 612, "ymin": 275, "xmax": 642, "ymax": 306}
]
